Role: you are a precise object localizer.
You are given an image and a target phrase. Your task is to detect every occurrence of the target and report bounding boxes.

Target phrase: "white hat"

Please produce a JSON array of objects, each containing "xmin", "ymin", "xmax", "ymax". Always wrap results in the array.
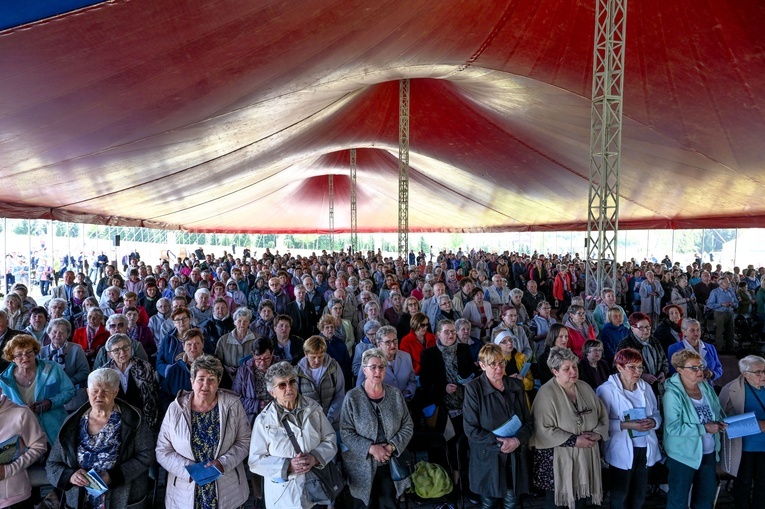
[{"xmin": 493, "ymin": 330, "xmax": 513, "ymax": 345}]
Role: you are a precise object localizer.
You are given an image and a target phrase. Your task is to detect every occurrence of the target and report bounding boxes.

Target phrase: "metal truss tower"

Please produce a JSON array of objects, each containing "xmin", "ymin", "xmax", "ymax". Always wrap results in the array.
[
  {"xmin": 397, "ymin": 79, "xmax": 410, "ymax": 259},
  {"xmin": 585, "ymin": 0, "xmax": 627, "ymax": 300},
  {"xmin": 328, "ymin": 174, "xmax": 334, "ymax": 252},
  {"xmin": 350, "ymin": 149, "xmax": 358, "ymax": 254}
]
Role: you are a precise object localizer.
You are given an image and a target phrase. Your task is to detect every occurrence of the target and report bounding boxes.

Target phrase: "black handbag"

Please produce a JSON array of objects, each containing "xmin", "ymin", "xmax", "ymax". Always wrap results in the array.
[{"xmin": 282, "ymin": 419, "xmax": 346, "ymax": 504}]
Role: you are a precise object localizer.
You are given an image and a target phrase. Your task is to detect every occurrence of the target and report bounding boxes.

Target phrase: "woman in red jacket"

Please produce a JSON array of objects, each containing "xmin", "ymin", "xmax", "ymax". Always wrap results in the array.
[
  {"xmin": 71, "ymin": 307, "xmax": 109, "ymax": 367},
  {"xmin": 553, "ymin": 264, "xmax": 574, "ymax": 319},
  {"xmin": 399, "ymin": 312, "xmax": 437, "ymax": 374}
]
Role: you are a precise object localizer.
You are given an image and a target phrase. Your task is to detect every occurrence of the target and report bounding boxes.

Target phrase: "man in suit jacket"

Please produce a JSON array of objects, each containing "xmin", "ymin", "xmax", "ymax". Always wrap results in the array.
[
  {"xmin": 50, "ymin": 270, "xmax": 76, "ymax": 303},
  {"xmin": 286, "ymin": 284, "xmax": 318, "ymax": 339}
]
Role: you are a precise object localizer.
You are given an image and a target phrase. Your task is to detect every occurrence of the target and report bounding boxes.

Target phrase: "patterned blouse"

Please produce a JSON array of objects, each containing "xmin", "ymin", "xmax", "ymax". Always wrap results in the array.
[
  {"xmin": 78, "ymin": 408, "xmax": 122, "ymax": 509},
  {"xmin": 191, "ymin": 405, "xmax": 220, "ymax": 509}
]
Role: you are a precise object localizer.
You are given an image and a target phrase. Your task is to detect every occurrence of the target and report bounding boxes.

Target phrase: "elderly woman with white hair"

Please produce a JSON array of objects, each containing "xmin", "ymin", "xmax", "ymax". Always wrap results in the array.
[
  {"xmin": 4, "ymin": 293, "xmax": 29, "ymax": 330},
  {"xmin": 40, "ymin": 318, "xmax": 90, "ymax": 410},
  {"xmin": 47, "ymin": 368, "xmax": 155, "ymax": 509},
  {"xmin": 216, "ymin": 307, "xmax": 258, "ymax": 377},
  {"xmin": 249, "ymin": 361, "xmax": 338, "ymax": 509},
  {"xmin": 158, "ymin": 355, "xmax": 251, "ymax": 509},
  {"xmin": 719, "ymin": 354, "xmax": 765, "ymax": 507}
]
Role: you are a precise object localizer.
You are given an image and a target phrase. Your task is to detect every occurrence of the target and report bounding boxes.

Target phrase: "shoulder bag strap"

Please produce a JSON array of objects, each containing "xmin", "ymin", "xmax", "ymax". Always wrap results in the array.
[{"xmin": 282, "ymin": 418, "xmax": 303, "ymax": 455}]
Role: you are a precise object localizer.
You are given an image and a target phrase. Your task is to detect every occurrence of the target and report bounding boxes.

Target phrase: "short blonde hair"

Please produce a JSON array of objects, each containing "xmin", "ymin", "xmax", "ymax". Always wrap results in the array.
[
  {"xmin": 478, "ymin": 343, "xmax": 503, "ymax": 365},
  {"xmin": 670, "ymin": 349, "xmax": 702, "ymax": 369},
  {"xmin": 303, "ymin": 335, "xmax": 327, "ymax": 355}
]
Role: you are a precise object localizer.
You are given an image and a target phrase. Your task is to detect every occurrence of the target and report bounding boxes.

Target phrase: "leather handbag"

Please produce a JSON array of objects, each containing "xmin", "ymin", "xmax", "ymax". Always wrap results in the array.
[
  {"xmin": 282, "ymin": 419, "xmax": 345, "ymax": 504},
  {"xmin": 389, "ymin": 448, "xmax": 416, "ymax": 481}
]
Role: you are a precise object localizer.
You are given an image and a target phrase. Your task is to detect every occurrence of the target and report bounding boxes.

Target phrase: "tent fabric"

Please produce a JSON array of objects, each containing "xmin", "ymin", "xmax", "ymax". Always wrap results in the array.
[{"xmin": 1, "ymin": 0, "xmax": 764, "ymax": 233}]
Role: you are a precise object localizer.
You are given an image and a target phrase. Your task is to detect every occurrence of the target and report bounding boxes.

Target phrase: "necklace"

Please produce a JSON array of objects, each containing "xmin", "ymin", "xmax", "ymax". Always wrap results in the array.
[{"xmin": 15, "ymin": 372, "xmax": 35, "ymax": 387}]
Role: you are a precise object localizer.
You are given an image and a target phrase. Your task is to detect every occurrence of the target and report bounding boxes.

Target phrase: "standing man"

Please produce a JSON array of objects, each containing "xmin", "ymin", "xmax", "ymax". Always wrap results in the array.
[{"xmin": 706, "ymin": 277, "xmax": 738, "ymax": 354}]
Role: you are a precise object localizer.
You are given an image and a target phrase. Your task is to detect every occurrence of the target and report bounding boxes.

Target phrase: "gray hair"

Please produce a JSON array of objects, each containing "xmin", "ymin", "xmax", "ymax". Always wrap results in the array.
[
  {"xmin": 174, "ymin": 287, "xmax": 188, "ymax": 298},
  {"xmin": 328, "ymin": 298, "xmax": 344, "ymax": 309},
  {"xmin": 48, "ymin": 318, "xmax": 72, "ymax": 336},
  {"xmin": 265, "ymin": 361, "xmax": 296, "ymax": 390},
  {"xmin": 232, "ymin": 307, "xmax": 252, "ymax": 322},
  {"xmin": 105, "ymin": 333, "xmax": 131, "ymax": 352},
  {"xmin": 190, "ymin": 355, "xmax": 224, "ymax": 382},
  {"xmin": 361, "ymin": 348, "xmax": 388, "ymax": 368},
  {"xmin": 88, "ymin": 307, "xmax": 105, "ymax": 320},
  {"xmin": 88, "ymin": 368, "xmax": 121, "ymax": 391},
  {"xmin": 681, "ymin": 318, "xmax": 700, "ymax": 331},
  {"xmin": 509, "ymin": 288, "xmax": 523, "ymax": 298},
  {"xmin": 375, "ymin": 325, "xmax": 397, "ymax": 343},
  {"xmin": 106, "ymin": 285, "xmax": 121, "ymax": 296},
  {"xmin": 547, "ymin": 346, "xmax": 579, "ymax": 371},
  {"xmin": 106, "ymin": 313, "xmax": 126, "ymax": 326},
  {"xmin": 48, "ymin": 297, "xmax": 68, "ymax": 309},
  {"xmin": 4, "ymin": 293, "xmax": 21, "ymax": 307},
  {"xmin": 194, "ymin": 288, "xmax": 211, "ymax": 299},
  {"xmin": 454, "ymin": 318, "xmax": 470, "ymax": 330},
  {"xmin": 364, "ymin": 300, "xmax": 380, "ymax": 313},
  {"xmin": 363, "ymin": 320, "xmax": 381, "ymax": 335},
  {"xmin": 739, "ymin": 355, "xmax": 765, "ymax": 374},
  {"xmin": 438, "ymin": 294, "xmax": 451, "ymax": 304},
  {"xmin": 157, "ymin": 297, "xmax": 171, "ymax": 307}
]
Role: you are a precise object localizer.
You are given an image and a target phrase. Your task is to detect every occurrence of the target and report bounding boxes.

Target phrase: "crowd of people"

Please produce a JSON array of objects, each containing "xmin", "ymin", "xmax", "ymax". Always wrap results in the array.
[{"xmin": 0, "ymin": 246, "xmax": 765, "ymax": 509}]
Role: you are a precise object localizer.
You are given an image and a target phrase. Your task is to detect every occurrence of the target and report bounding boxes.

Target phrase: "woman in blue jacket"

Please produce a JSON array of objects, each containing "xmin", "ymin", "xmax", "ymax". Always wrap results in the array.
[{"xmin": 663, "ymin": 349, "xmax": 727, "ymax": 509}]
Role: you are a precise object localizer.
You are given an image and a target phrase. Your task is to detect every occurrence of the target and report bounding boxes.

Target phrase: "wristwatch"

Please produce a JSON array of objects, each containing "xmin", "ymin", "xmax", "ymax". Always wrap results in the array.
[{"xmin": 388, "ymin": 443, "xmax": 396, "ymax": 452}]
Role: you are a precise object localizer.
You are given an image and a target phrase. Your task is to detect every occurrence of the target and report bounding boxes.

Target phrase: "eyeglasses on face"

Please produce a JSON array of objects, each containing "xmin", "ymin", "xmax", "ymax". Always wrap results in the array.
[
  {"xmin": 419, "ymin": 323, "xmax": 430, "ymax": 329},
  {"xmin": 746, "ymin": 370, "xmax": 765, "ymax": 376},
  {"xmin": 484, "ymin": 360, "xmax": 507, "ymax": 369},
  {"xmin": 680, "ymin": 365, "xmax": 704, "ymax": 372},
  {"xmin": 12, "ymin": 350, "xmax": 35, "ymax": 360},
  {"xmin": 274, "ymin": 378, "xmax": 298, "ymax": 390},
  {"xmin": 378, "ymin": 340, "xmax": 396, "ymax": 346},
  {"xmin": 634, "ymin": 325, "xmax": 651, "ymax": 331},
  {"xmin": 108, "ymin": 323, "xmax": 127, "ymax": 328},
  {"xmin": 441, "ymin": 329, "xmax": 457, "ymax": 335},
  {"xmin": 253, "ymin": 355, "xmax": 273, "ymax": 364},
  {"xmin": 364, "ymin": 364, "xmax": 386, "ymax": 372},
  {"xmin": 108, "ymin": 345, "xmax": 131, "ymax": 354},
  {"xmin": 173, "ymin": 317, "xmax": 190, "ymax": 323},
  {"xmin": 624, "ymin": 364, "xmax": 645, "ymax": 372}
]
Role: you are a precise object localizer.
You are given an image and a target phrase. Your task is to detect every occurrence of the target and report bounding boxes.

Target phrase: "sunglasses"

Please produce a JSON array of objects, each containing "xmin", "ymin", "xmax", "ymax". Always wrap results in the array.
[{"xmin": 275, "ymin": 378, "xmax": 298, "ymax": 390}]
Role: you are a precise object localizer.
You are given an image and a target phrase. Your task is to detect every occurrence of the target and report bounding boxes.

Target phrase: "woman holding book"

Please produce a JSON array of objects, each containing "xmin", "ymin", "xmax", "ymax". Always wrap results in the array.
[
  {"xmin": 156, "ymin": 355, "xmax": 251, "ymax": 509},
  {"xmin": 462, "ymin": 343, "xmax": 532, "ymax": 509},
  {"xmin": 46, "ymin": 368, "xmax": 154, "ymax": 509},
  {"xmin": 596, "ymin": 348, "xmax": 662, "ymax": 509}
]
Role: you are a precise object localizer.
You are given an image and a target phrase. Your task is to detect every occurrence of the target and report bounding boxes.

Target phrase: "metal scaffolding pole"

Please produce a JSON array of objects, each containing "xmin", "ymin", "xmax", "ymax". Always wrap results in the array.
[
  {"xmin": 328, "ymin": 174, "xmax": 335, "ymax": 252},
  {"xmin": 350, "ymin": 149, "xmax": 358, "ymax": 254},
  {"xmin": 397, "ymin": 79, "xmax": 410, "ymax": 260},
  {"xmin": 585, "ymin": 0, "xmax": 627, "ymax": 299}
]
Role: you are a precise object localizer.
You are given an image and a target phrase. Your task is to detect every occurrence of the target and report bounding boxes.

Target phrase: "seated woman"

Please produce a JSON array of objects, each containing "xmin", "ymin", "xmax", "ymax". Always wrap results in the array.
[
  {"xmin": 564, "ymin": 304, "xmax": 597, "ymax": 358},
  {"xmin": 23, "ymin": 306, "xmax": 50, "ymax": 347},
  {"xmin": 295, "ymin": 335, "xmax": 346, "ymax": 430},
  {"xmin": 494, "ymin": 330, "xmax": 534, "ymax": 397},
  {"xmin": 40, "ymin": 318, "xmax": 90, "ymax": 411},
  {"xmin": 233, "ymin": 338, "xmax": 275, "ymax": 425},
  {"xmin": 0, "ymin": 334, "xmax": 74, "ymax": 446},
  {"xmin": 4, "ymin": 293, "xmax": 29, "ymax": 331},
  {"xmin": 596, "ymin": 348, "xmax": 663, "ymax": 509},
  {"xmin": 654, "ymin": 304, "xmax": 684, "ymax": 353},
  {"xmin": 719, "ymin": 355, "xmax": 765, "ymax": 507},
  {"xmin": 249, "ymin": 361, "xmax": 337, "ymax": 509},
  {"xmin": 341, "ymin": 348, "xmax": 414, "ymax": 509},
  {"xmin": 432, "ymin": 294, "xmax": 460, "ymax": 333},
  {"xmin": 328, "ymin": 298, "xmax": 355, "ymax": 355},
  {"xmin": 463, "ymin": 343, "xmax": 533, "ymax": 509},
  {"xmin": 225, "ymin": 278, "xmax": 247, "ymax": 309},
  {"xmin": 102, "ymin": 333, "xmax": 160, "ymax": 432},
  {"xmin": 663, "ymin": 349, "xmax": 726, "ymax": 509},
  {"xmin": 0, "ymin": 386, "xmax": 48, "ymax": 509},
  {"xmin": 124, "ymin": 306, "xmax": 157, "ymax": 359},
  {"xmin": 216, "ymin": 307, "xmax": 258, "ymax": 378},
  {"xmin": 272, "ymin": 314, "xmax": 305, "ymax": 366},
  {"xmin": 399, "ymin": 312, "xmax": 437, "ymax": 375},
  {"xmin": 530, "ymin": 346, "xmax": 609, "ymax": 509},
  {"xmin": 455, "ymin": 317, "xmax": 481, "ymax": 362},
  {"xmin": 93, "ymin": 314, "xmax": 149, "ymax": 370},
  {"xmin": 578, "ymin": 340, "xmax": 611, "ymax": 390},
  {"xmin": 352, "ymin": 320, "xmax": 381, "ymax": 378},
  {"xmin": 148, "ymin": 297, "xmax": 172, "ymax": 342},
  {"xmin": 491, "ymin": 304, "xmax": 532, "ymax": 359},
  {"xmin": 537, "ymin": 324, "xmax": 570, "ymax": 385},
  {"xmin": 462, "ymin": 288, "xmax": 494, "ymax": 342},
  {"xmin": 163, "ymin": 329, "xmax": 209, "ymax": 407},
  {"xmin": 46, "ymin": 368, "xmax": 154, "ymax": 509},
  {"xmin": 249, "ymin": 300, "xmax": 276, "ymax": 344},
  {"xmin": 356, "ymin": 325, "xmax": 416, "ymax": 399},
  {"xmin": 72, "ymin": 307, "xmax": 110, "ymax": 367},
  {"xmin": 356, "ymin": 301, "xmax": 389, "ymax": 343},
  {"xmin": 395, "ymin": 296, "xmax": 420, "ymax": 339},
  {"xmin": 156, "ymin": 355, "xmax": 251, "ymax": 509},
  {"xmin": 598, "ymin": 307, "xmax": 631, "ymax": 365},
  {"xmin": 384, "ymin": 291, "xmax": 405, "ymax": 331}
]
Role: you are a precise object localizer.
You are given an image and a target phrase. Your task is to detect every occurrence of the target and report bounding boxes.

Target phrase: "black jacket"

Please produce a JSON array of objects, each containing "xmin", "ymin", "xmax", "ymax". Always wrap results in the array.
[{"xmin": 419, "ymin": 343, "xmax": 480, "ymax": 408}]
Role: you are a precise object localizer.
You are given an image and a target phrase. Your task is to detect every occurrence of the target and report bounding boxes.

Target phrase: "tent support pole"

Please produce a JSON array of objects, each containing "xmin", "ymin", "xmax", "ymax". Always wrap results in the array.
[
  {"xmin": 350, "ymin": 149, "xmax": 357, "ymax": 253},
  {"xmin": 585, "ymin": 0, "xmax": 627, "ymax": 299},
  {"xmin": 328, "ymin": 174, "xmax": 334, "ymax": 252},
  {"xmin": 397, "ymin": 78, "xmax": 410, "ymax": 260}
]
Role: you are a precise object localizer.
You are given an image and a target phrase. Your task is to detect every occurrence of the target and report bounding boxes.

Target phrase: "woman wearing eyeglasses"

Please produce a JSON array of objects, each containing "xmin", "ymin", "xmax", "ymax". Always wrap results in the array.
[
  {"xmin": 0, "ymin": 334, "xmax": 74, "ymax": 445},
  {"xmin": 102, "ymin": 333, "xmax": 160, "ymax": 431},
  {"xmin": 530, "ymin": 346, "xmax": 609, "ymax": 509},
  {"xmin": 663, "ymin": 349, "xmax": 726, "ymax": 509},
  {"xmin": 341, "ymin": 348, "xmax": 414, "ymax": 509},
  {"xmin": 40, "ymin": 318, "xmax": 90, "ymax": 410},
  {"xmin": 250, "ymin": 361, "xmax": 338, "ymax": 509},
  {"xmin": 463, "ymin": 343, "xmax": 532, "ymax": 509},
  {"xmin": 616, "ymin": 312, "xmax": 668, "ymax": 398},
  {"xmin": 718, "ymin": 355, "xmax": 765, "ymax": 508},
  {"xmin": 295, "ymin": 335, "xmax": 346, "ymax": 431},
  {"xmin": 596, "ymin": 348, "xmax": 662, "ymax": 509},
  {"xmin": 157, "ymin": 355, "xmax": 252, "ymax": 509}
]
